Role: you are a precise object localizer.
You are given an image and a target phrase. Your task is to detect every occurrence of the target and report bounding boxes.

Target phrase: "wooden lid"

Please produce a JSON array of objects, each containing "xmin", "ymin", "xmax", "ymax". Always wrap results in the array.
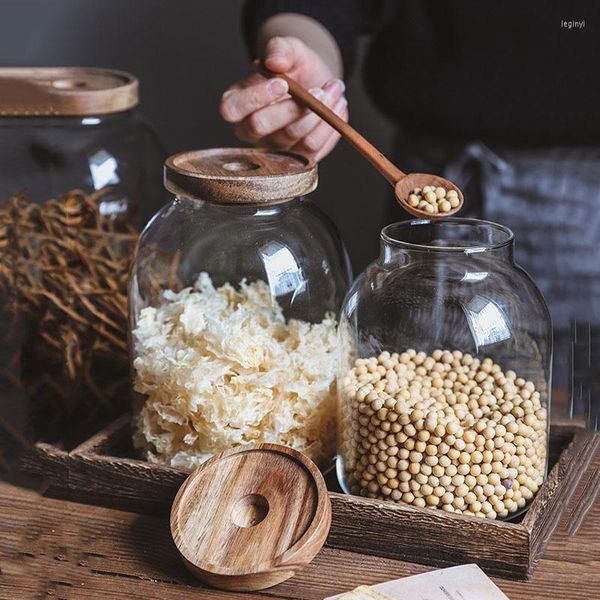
[
  {"xmin": 0, "ymin": 67, "xmax": 138, "ymax": 116},
  {"xmin": 170, "ymin": 443, "xmax": 331, "ymax": 591},
  {"xmin": 164, "ymin": 147, "xmax": 318, "ymax": 204}
]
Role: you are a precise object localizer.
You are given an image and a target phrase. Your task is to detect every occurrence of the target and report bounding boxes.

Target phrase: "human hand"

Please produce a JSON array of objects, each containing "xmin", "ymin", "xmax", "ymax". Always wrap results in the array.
[{"xmin": 220, "ymin": 36, "xmax": 348, "ymax": 162}]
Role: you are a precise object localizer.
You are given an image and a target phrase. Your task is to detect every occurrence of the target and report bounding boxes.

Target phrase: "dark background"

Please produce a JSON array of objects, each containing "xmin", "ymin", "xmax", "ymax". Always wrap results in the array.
[{"xmin": 1, "ymin": 0, "xmax": 396, "ymax": 272}]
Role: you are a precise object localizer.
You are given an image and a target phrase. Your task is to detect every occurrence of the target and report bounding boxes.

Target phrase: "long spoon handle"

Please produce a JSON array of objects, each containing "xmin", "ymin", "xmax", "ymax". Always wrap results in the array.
[{"xmin": 257, "ymin": 62, "xmax": 405, "ymax": 186}]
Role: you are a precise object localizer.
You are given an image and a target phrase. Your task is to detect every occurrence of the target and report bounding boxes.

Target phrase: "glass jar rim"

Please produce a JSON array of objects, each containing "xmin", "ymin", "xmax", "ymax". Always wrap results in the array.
[{"xmin": 381, "ymin": 218, "xmax": 514, "ymax": 253}]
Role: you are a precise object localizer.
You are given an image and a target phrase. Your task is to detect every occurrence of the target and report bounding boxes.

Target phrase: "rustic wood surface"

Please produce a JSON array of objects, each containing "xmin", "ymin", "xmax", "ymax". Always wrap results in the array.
[
  {"xmin": 19, "ymin": 416, "xmax": 593, "ymax": 580},
  {"xmin": 1, "ymin": 469, "xmax": 599, "ymax": 600},
  {"xmin": 170, "ymin": 444, "xmax": 331, "ymax": 591}
]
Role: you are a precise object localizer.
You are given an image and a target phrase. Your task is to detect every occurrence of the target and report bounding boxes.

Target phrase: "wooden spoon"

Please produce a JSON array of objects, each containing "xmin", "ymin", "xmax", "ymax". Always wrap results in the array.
[{"xmin": 257, "ymin": 63, "xmax": 464, "ymax": 218}]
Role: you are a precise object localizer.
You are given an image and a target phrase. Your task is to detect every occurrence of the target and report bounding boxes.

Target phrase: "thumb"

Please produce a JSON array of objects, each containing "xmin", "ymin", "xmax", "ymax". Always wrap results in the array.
[{"xmin": 264, "ymin": 36, "xmax": 297, "ymax": 73}]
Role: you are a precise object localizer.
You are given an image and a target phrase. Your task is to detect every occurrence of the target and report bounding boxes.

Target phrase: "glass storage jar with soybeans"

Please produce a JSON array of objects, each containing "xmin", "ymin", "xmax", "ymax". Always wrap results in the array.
[
  {"xmin": 337, "ymin": 219, "xmax": 552, "ymax": 520},
  {"xmin": 129, "ymin": 148, "xmax": 351, "ymax": 471}
]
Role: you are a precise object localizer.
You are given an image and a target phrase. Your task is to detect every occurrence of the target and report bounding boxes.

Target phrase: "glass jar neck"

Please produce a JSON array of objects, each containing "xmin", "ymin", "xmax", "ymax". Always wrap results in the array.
[
  {"xmin": 0, "ymin": 109, "xmax": 137, "ymax": 128},
  {"xmin": 379, "ymin": 219, "xmax": 514, "ymax": 266},
  {"xmin": 175, "ymin": 194, "xmax": 302, "ymax": 216}
]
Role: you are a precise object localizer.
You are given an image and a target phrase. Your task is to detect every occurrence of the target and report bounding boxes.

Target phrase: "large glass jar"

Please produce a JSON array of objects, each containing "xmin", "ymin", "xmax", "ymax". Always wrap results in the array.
[
  {"xmin": 129, "ymin": 148, "xmax": 351, "ymax": 471},
  {"xmin": 0, "ymin": 68, "xmax": 164, "ymax": 452},
  {"xmin": 337, "ymin": 219, "xmax": 552, "ymax": 520}
]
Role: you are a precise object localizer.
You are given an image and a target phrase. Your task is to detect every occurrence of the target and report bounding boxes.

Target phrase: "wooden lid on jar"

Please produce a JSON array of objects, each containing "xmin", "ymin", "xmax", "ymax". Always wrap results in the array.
[
  {"xmin": 170, "ymin": 443, "xmax": 331, "ymax": 591},
  {"xmin": 0, "ymin": 67, "xmax": 138, "ymax": 116},
  {"xmin": 164, "ymin": 147, "xmax": 318, "ymax": 204}
]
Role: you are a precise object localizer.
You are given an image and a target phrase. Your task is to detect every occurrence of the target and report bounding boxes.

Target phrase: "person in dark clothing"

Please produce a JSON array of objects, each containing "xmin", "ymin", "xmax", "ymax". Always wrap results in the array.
[{"xmin": 219, "ymin": 1, "xmax": 600, "ymax": 385}]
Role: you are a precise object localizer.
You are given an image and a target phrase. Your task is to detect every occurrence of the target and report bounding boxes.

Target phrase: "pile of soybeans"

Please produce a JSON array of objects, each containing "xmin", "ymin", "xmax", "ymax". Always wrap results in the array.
[
  {"xmin": 407, "ymin": 186, "xmax": 460, "ymax": 214},
  {"xmin": 339, "ymin": 349, "xmax": 548, "ymax": 520}
]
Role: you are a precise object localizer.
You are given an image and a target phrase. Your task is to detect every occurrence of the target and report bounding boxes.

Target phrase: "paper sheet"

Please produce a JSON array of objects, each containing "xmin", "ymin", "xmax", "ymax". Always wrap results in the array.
[{"xmin": 326, "ymin": 564, "xmax": 509, "ymax": 600}]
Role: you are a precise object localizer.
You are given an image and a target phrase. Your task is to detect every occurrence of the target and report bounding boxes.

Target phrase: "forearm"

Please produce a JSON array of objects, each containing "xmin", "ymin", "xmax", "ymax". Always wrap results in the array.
[{"xmin": 255, "ymin": 13, "xmax": 343, "ymax": 79}]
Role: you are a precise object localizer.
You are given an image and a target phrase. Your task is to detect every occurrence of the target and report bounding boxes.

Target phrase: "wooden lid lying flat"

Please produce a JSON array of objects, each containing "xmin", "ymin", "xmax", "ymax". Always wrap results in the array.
[
  {"xmin": 170, "ymin": 443, "xmax": 331, "ymax": 592},
  {"xmin": 0, "ymin": 67, "xmax": 138, "ymax": 116},
  {"xmin": 164, "ymin": 147, "xmax": 318, "ymax": 204}
]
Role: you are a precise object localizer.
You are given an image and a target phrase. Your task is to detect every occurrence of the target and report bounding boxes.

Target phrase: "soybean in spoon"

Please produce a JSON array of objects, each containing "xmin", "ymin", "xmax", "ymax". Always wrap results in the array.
[{"xmin": 257, "ymin": 62, "xmax": 464, "ymax": 218}]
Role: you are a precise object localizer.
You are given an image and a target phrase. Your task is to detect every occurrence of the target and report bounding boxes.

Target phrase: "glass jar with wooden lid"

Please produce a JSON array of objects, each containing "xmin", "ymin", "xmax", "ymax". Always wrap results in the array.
[
  {"xmin": 129, "ymin": 148, "xmax": 351, "ymax": 471},
  {"xmin": 337, "ymin": 219, "xmax": 552, "ymax": 520},
  {"xmin": 0, "ymin": 67, "xmax": 164, "ymax": 223}
]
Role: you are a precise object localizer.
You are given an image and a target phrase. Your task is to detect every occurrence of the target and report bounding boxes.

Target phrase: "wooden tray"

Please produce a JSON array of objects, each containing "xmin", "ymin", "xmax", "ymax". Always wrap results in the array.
[{"xmin": 20, "ymin": 416, "xmax": 599, "ymax": 581}]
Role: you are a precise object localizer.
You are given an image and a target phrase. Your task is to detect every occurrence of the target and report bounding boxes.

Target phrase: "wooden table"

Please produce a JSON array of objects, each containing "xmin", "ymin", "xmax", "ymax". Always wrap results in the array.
[{"xmin": 1, "ymin": 465, "xmax": 599, "ymax": 600}]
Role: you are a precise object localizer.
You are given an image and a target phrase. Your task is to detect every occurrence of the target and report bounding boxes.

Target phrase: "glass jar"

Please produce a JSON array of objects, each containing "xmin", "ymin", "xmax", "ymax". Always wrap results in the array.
[
  {"xmin": 0, "ymin": 67, "xmax": 165, "ymax": 223},
  {"xmin": 0, "ymin": 68, "xmax": 164, "ymax": 450},
  {"xmin": 129, "ymin": 148, "xmax": 351, "ymax": 471},
  {"xmin": 337, "ymin": 219, "xmax": 552, "ymax": 520}
]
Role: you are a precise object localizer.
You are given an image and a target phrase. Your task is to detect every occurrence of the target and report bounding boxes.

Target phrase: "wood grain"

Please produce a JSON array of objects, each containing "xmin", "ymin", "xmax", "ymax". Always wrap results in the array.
[
  {"xmin": 0, "ymin": 67, "xmax": 138, "ymax": 116},
  {"xmin": 522, "ymin": 429, "xmax": 600, "ymax": 573},
  {"xmin": 565, "ymin": 467, "xmax": 600, "ymax": 537},
  {"xmin": 18, "ymin": 419, "xmax": 598, "ymax": 581},
  {"xmin": 164, "ymin": 147, "xmax": 317, "ymax": 204},
  {"xmin": 170, "ymin": 444, "xmax": 331, "ymax": 591},
  {"xmin": 1, "ymin": 476, "xmax": 599, "ymax": 600},
  {"xmin": 328, "ymin": 491, "xmax": 530, "ymax": 579}
]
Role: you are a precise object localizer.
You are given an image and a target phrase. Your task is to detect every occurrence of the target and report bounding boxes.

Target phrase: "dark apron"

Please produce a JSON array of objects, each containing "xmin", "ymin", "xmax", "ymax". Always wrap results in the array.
[{"xmin": 388, "ymin": 133, "xmax": 600, "ymax": 386}]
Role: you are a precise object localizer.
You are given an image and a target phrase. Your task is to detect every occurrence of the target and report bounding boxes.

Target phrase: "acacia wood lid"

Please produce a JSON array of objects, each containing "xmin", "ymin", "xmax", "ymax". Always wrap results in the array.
[
  {"xmin": 0, "ymin": 67, "xmax": 138, "ymax": 116},
  {"xmin": 170, "ymin": 443, "xmax": 331, "ymax": 592},
  {"xmin": 164, "ymin": 147, "xmax": 318, "ymax": 204}
]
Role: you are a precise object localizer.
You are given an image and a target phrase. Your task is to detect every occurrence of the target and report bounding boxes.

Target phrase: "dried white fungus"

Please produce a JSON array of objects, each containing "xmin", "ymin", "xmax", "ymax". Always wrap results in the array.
[{"xmin": 133, "ymin": 273, "xmax": 337, "ymax": 470}]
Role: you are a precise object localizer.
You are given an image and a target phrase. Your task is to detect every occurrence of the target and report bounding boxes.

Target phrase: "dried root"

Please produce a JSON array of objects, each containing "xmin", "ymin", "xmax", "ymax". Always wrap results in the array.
[{"xmin": 0, "ymin": 189, "xmax": 138, "ymax": 442}]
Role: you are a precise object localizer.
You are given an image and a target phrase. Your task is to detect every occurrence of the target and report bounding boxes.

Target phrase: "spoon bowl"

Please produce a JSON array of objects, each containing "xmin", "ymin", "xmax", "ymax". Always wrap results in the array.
[{"xmin": 394, "ymin": 173, "xmax": 464, "ymax": 218}]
